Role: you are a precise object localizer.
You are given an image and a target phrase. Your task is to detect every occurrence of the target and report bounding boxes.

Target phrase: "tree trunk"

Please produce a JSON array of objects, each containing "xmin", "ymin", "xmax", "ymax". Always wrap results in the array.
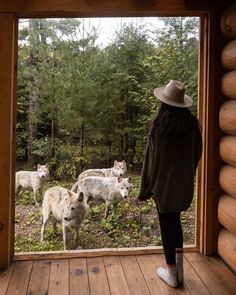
[
  {"xmin": 27, "ymin": 19, "xmax": 40, "ymax": 166},
  {"xmin": 80, "ymin": 124, "xmax": 84, "ymax": 171}
]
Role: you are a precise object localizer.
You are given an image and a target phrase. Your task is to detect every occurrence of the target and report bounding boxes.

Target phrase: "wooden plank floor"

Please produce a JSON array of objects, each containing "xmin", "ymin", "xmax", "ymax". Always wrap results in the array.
[{"xmin": 0, "ymin": 253, "xmax": 235, "ymax": 295}]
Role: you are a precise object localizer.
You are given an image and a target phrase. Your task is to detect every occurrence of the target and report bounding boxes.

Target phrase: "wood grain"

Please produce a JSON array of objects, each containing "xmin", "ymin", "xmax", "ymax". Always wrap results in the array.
[
  {"xmin": 219, "ymin": 100, "xmax": 236, "ymax": 135},
  {"xmin": 0, "ymin": 0, "xmax": 188, "ymax": 17},
  {"xmin": 120, "ymin": 255, "xmax": 150, "ymax": 295},
  {"xmin": 6, "ymin": 261, "xmax": 33, "ymax": 295},
  {"xmin": 219, "ymin": 165, "xmax": 236, "ymax": 198},
  {"xmin": 0, "ymin": 263, "xmax": 15, "ymax": 295},
  {"xmin": 221, "ymin": 3, "xmax": 236, "ymax": 39},
  {"xmin": 218, "ymin": 194, "xmax": 236, "ymax": 236},
  {"xmin": 221, "ymin": 71, "xmax": 236, "ymax": 99},
  {"xmin": 87, "ymin": 257, "xmax": 110, "ymax": 295},
  {"xmin": 0, "ymin": 13, "xmax": 17, "ymax": 268},
  {"xmin": 221, "ymin": 39, "xmax": 236, "ymax": 70},
  {"xmin": 104, "ymin": 256, "xmax": 130, "ymax": 295},
  {"xmin": 27, "ymin": 260, "xmax": 51, "ymax": 295},
  {"xmin": 186, "ymin": 252, "xmax": 236, "ymax": 294},
  {"xmin": 220, "ymin": 135, "xmax": 236, "ymax": 167},
  {"xmin": 218, "ymin": 229, "xmax": 236, "ymax": 273},
  {"xmin": 70, "ymin": 258, "xmax": 89, "ymax": 295},
  {"xmin": 48, "ymin": 259, "xmax": 69, "ymax": 295}
]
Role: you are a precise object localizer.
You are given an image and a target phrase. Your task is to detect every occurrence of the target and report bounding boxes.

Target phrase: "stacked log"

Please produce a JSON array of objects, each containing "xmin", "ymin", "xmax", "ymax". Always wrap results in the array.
[{"xmin": 218, "ymin": 3, "xmax": 236, "ymax": 272}]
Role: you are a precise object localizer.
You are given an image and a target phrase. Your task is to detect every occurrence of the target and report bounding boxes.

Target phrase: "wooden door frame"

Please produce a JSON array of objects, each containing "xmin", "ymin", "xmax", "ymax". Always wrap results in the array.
[{"xmin": 0, "ymin": 1, "xmax": 220, "ymax": 268}]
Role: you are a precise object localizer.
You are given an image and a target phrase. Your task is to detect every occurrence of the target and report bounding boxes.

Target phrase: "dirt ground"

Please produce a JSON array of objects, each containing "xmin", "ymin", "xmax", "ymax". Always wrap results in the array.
[{"xmin": 15, "ymin": 176, "xmax": 196, "ymax": 252}]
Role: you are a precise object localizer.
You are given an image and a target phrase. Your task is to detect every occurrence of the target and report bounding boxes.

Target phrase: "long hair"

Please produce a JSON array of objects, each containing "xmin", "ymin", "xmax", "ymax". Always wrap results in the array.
[{"xmin": 151, "ymin": 103, "xmax": 201, "ymax": 142}]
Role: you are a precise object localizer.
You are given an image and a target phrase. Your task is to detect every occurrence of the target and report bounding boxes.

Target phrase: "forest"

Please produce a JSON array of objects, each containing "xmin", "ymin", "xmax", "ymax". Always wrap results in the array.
[
  {"xmin": 15, "ymin": 17, "xmax": 199, "ymax": 252},
  {"xmin": 17, "ymin": 17, "xmax": 199, "ymax": 178}
]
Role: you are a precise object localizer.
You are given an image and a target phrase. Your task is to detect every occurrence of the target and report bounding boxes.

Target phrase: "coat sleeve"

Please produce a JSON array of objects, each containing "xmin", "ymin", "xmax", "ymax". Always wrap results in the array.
[{"xmin": 138, "ymin": 128, "xmax": 156, "ymax": 201}]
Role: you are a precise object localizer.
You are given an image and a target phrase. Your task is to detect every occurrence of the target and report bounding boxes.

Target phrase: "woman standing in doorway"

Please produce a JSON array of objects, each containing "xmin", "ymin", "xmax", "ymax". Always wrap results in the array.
[{"xmin": 138, "ymin": 80, "xmax": 202, "ymax": 288}]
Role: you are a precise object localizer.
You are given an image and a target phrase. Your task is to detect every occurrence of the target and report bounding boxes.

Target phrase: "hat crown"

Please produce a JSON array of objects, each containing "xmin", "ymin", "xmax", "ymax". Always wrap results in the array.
[{"xmin": 163, "ymin": 80, "xmax": 185, "ymax": 104}]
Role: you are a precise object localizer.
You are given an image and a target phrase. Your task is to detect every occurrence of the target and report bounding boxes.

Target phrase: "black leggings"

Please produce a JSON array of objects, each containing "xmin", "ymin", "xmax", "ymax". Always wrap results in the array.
[{"xmin": 158, "ymin": 211, "xmax": 183, "ymax": 265}]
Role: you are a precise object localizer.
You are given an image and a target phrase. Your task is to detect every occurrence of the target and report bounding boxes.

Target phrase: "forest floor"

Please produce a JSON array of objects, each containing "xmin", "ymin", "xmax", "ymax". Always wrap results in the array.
[{"xmin": 15, "ymin": 174, "xmax": 196, "ymax": 252}]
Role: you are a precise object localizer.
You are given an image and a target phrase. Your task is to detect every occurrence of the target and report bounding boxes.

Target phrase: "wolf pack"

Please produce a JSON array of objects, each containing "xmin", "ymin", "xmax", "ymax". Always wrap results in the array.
[{"xmin": 15, "ymin": 160, "xmax": 132, "ymax": 250}]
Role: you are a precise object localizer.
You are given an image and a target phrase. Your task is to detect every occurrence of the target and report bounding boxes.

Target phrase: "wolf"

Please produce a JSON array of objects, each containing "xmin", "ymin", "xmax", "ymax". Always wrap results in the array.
[
  {"xmin": 15, "ymin": 164, "xmax": 49, "ymax": 205},
  {"xmin": 78, "ymin": 160, "xmax": 127, "ymax": 179},
  {"xmin": 73, "ymin": 176, "xmax": 132, "ymax": 218},
  {"xmin": 71, "ymin": 160, "xmax": 127, "ymax": 192},
  {"xmin": 40, "ymin": 186, "xmax": 89, "ymax": 250}
]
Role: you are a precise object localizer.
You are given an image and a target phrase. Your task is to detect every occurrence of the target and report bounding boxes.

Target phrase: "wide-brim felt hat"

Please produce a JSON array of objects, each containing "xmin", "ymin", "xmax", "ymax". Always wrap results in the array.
[{"xmin": 154, "ymin": 80, "xmax": 193, "ymax": 108}]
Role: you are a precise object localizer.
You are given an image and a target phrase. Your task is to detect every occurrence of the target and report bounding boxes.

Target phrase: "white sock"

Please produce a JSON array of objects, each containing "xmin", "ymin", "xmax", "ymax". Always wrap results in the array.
[
  {"xmin": 176, "ymin": 249, "xmax": 183, "ymax": 284},
  {"xmin": 157, "ymin": 266, "xmax": 178, "ymax": 288}
]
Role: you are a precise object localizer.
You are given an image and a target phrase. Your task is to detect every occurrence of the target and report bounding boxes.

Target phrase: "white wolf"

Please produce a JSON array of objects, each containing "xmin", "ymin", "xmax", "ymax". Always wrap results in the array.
[
  {"xmin": 73, "ymin": 176, "xmax": 132, "ymax": 218},
  {"xmin": 40, "ymin": 186, "xmax": 89, "ymax": 250},
  {"xmin": 15, "ymin": 164, "xmax": 49, "ymax": 205},
  {"xmin": 71, "ymin": 160, "xmax": 127, "ymax": 192}
]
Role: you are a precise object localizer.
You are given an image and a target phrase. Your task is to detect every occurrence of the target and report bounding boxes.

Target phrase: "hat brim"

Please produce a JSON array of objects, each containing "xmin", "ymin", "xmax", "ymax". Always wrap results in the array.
[{"xmin": 154, "ymin": 87, "xmax": 193, "ymax": 108}]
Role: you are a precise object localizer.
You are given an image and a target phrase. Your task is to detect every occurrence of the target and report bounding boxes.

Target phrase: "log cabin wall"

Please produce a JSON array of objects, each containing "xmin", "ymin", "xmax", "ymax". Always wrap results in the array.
[{"xmin": 218, "ymin": 3, "xmax": 236, "ymax": 272}]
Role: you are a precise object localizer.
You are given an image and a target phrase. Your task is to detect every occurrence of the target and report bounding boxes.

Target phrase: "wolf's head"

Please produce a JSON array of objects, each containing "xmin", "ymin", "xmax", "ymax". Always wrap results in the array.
[
  {"xmin": 37, "ymin": 164, "xmax": 49, "ymax": 179},
  {"xmin": 63, "ymin": 191, "xmax": 89, "ymax": 221},
  {"xmin": 112, "ymin": 160, "xmax": 127, "ymax": 177},
  {"xmin": 116, "ymin": 177, "xmax": 132, "ymax": 199}
]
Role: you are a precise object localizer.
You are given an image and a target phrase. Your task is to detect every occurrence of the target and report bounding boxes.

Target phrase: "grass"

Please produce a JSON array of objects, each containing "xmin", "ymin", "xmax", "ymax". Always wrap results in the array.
[{"xmin": 14, "ymin": 173, "xmax": 196, "ymax": 252}]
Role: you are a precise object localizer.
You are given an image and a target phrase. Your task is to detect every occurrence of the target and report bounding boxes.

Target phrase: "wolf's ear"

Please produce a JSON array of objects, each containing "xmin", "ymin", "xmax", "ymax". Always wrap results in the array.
[
  {"xmin": 45, "ymin": 163, "xmax": 49, "ymax": 168},
  {"xmin": 128, "ymin": 177, "xmax": 131, "ymax": 183},
  {"xmin": 67, "ymin": 190, "xmax": 74, "ymax": 198},
  {"xmin": 118, "ymin": 176, "xmax": 122, "ymax": 182},
  {"xmin": 78, "ymin": 192, "xmax": 84, "ymax": 202},
  {"xmin": 37, "ymin": 164, "xmax": 41, "ymax": 169},
  {"xmin": 114, "ymin": 160, "xmax": 118, "ymax": 165}
]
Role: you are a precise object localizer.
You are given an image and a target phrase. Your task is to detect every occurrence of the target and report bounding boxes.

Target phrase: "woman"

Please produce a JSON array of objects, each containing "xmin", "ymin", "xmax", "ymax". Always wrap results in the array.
[{"xmin": 138, "ymin": 80, "xmax": 202, "ymax": 288}]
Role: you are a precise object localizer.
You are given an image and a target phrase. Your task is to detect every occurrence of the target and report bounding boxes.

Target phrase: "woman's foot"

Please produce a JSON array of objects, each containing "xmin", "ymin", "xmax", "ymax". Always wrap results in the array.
[{"xmin": 157, "ymin": 266, "xmax": 178, "ymax": 288}]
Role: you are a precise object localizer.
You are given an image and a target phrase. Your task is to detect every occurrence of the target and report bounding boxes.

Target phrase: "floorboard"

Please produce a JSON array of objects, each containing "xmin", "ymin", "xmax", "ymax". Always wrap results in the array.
[
  {"xmin": 120, "ymin": 255, "xmax": 150, "ymax": 295},
  {"xmin": 186, "ymin": 252, "xmax": 236, "ymax": 295},
  {"xmin": 0, "ymin": 253, "xmax": 235, "ymax": 295},
  {"xmin": 183, "ymin": 254, "xmax": 211, "ymax": 295},
  {"xmin": 104, "ymin": 256, "xmax": 130, "ymax": 295},
  {"xmin": 0, "ymin": 263, "xmax": 15, "ymax": 295},
  {"xmin": 6, "ymin": 261, "xmax": 33, "ymax": 295},
  {"xmin": 48, "ymin": 259, "xmax": 69, "ymax": 295},
  {"xmin": 27, "ymin": 260, "xmax": 51, "ymax": 295},
  {"xmin": 70, "ymin": 258, "xmax": 90, "ymax": 295},
  {"xmin": 137, "ymin": 254, "xmax": 175, "ymax": 295},
  {"xmin": 87, "ymin": 257, "xmax": 110, "ymax": 295}
]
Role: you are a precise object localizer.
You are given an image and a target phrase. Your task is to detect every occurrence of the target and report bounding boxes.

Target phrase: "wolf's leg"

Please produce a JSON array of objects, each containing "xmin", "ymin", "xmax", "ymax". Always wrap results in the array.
[
  {"xmin": 40, "ymin": 205, "xmax": 50, "ymax": 242},
  {"xmin": 62, "ymin": 222, "xmax": 68, "ymax": 250},
  {"xmin": 104, "ymin": 201, "xmax": 111, "ymax": 219},
  {"xmin": 33, "ymin": 188, "xmax": 39, "ymax": 205},
  {"xmin": 73, "ymin": 228, "xmax": 79, "ymax": 249},
  {"xmin": 52, "ymin": 219, "xmax": 58, "ymax": 237},
  {"xmin": 113, "ymin": 203, "xmax": 118, "ymax": 213},
  {"xmin": 15, "ymin": 185, "xmax": 21, "ymax": 199}
]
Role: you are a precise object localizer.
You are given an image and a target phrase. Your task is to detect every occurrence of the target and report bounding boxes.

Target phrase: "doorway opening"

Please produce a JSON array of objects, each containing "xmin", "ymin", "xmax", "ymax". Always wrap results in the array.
[{"xmin": 15, "ymin": 16, "xmax": 200, "ymax": 253}]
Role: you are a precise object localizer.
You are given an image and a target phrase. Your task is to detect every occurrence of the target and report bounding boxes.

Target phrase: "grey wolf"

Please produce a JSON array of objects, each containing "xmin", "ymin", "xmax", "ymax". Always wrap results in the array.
[
  {"xmin": 73, "ymin": 176, "xmax": 132, "ymax": 218},
  {"xmin": 71, "ymin": 160, "xmax": 127, "ymax": 192},
  {"xmin": 40, "ymin": 186, "xmax": 89, "ymax": 250},
  {"xmin": 78, "ymin": 160, "xmax": 127, "ymax": 178},
  {"xmin": 15, "ymin": 164, "xmax": 49, "ymax": 205}
]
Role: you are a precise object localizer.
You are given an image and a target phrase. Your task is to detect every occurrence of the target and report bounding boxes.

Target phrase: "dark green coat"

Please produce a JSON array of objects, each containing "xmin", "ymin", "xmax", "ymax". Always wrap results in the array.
[{"xmin": 138, "ymin": 124, "xmax": 202, "ymax": 213}]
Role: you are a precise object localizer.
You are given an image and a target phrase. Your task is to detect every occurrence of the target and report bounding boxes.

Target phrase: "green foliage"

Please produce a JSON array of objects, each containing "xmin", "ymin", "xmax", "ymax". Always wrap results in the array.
[
  {"xmin": 17, "ymin": 17, "xmax": 199, "ymax": 176},
  {"xmin": 15, "ymin": 174, "xmax": 196, "ymax": 252}
]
